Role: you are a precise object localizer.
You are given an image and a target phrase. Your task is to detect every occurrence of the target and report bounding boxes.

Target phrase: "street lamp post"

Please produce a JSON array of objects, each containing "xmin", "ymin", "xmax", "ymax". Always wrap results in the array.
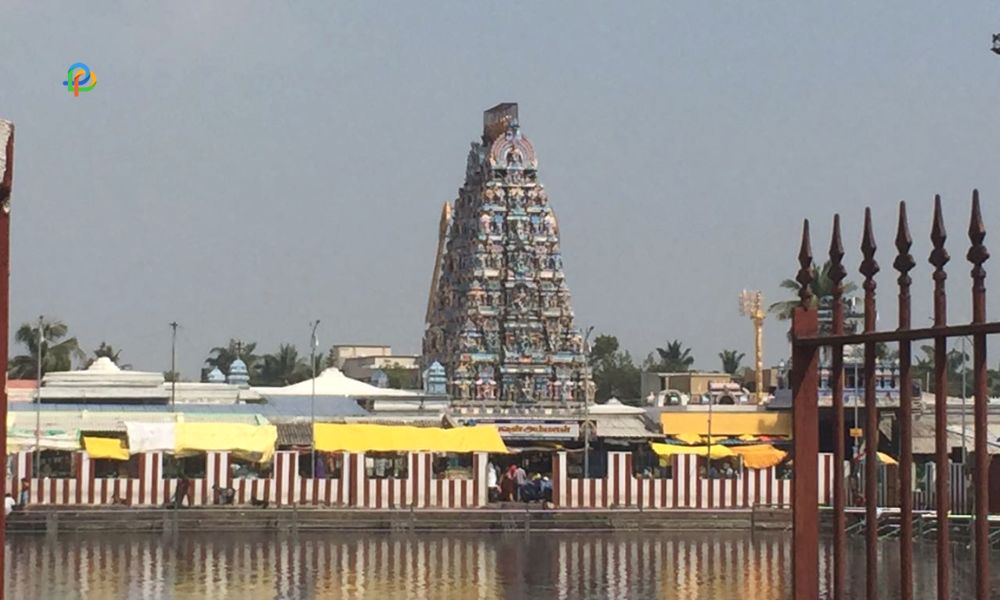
[
  {"xmin": 310, "ymin": 320, "xmax": 320, "ymax": 479},
  {"xmin": 169, "ymin": 322, "xmax": 178, "ymax": 411},
  {"xmin": 34, "ymin": 316, "xmax": 43, "ymax": 481},
  {"xmin": 582, "ymin": 325, "xmax": 594, "ymax": 479}
]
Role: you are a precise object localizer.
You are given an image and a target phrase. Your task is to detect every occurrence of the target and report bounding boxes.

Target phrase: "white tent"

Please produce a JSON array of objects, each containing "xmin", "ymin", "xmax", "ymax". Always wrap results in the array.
[{"xmin": 255, "ymin": 367, "xmax": 421, "ymax": 398}]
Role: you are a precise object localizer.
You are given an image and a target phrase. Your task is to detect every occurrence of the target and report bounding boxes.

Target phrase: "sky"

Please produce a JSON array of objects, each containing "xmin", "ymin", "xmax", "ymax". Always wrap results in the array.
[{"xmin": 1, "ymin": 2, "xmax": 999, "ymax": 379}]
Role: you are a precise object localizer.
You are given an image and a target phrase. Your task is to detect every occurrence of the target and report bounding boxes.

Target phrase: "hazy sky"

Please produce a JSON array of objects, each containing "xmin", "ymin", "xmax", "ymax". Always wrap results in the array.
[{"xmin": 1, "ymin": 2, "xmax": 999, "ymax": 379}]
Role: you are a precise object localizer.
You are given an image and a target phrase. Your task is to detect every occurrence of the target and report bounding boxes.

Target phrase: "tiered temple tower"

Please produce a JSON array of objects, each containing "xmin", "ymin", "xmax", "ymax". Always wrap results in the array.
[{"xmin": 423, "ymin": 103, "xmax": 592, "ymax": 406}]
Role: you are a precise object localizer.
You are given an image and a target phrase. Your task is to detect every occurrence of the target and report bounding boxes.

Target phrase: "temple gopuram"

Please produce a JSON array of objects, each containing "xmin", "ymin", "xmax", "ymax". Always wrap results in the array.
[{"xmin": 423, "ymin": 103, "xmax": 592, "ymax": 406}]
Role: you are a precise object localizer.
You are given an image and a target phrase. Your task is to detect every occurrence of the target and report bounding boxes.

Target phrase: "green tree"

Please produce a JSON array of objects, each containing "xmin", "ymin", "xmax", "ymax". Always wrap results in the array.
[
  {"xmin": 163, "ymin": 370, "xmax": 182, "ymax": 383},
  {"xmin": 205, "ymin": 339, "xmax": 260, "ymax": 378},
  {"xmin": 381, "ymin": 362, "xmax": 419, "ymax": 389},
  {"xmin": 768, "ymin": 260, "xmax": 860, "ymax": 324},
  {"xmin": 8, "ymin": 319, "xmax": 85, "ymax": 379},
  {"xmin": 645, "ymin": 340, "xmax": 695, "ymax": 372},
  {"xmin": 590, "ymin": 334, "xmax": 641, "ymax": 403},
  {"xmin": 908, "ymin": 344, "xmax": 973, "ymax": 396},
  {"xmin": 718, "ymin": 349, "xmax": 745, "ymax": 375},
  {"xmin": 258, "ymin": 343, "xmax": 311, "ymax": 386}
]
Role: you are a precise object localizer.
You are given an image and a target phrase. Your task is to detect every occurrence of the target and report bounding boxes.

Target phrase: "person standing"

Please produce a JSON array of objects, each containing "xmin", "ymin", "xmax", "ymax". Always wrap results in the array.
[
  {"xmin": 514, "ymin": 463, "xmax": 528, "ymax": 501},
  {"xmin": 486, "ymin": 460, "xmax": 499, "ymax": 502},
  {"xmin": 500, "ymin": 464, "xmax": 517, "ymax": 501},
  {"xmin": 18, "ymin": 478, "xmax": 30, "ymax": 507}
]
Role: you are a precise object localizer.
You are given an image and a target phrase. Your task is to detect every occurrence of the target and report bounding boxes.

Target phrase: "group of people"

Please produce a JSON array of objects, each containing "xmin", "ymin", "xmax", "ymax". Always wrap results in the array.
[
  {"xmin": 4, "ymin": 478, "xmax": 31, "ymax": 516},
  {"xmin": 487, "ymin": 461, "xmax": 552, "ymax": 503},
  {"xmin": 699, "ymin": 460, "xmax": 740, "ymax": 479}
]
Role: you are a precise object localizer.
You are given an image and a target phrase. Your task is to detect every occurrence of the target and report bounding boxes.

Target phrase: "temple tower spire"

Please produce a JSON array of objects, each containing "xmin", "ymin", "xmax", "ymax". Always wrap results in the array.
[{"xmin": 422, "ymin": 104, "xmax": 591, "ymax": 406}]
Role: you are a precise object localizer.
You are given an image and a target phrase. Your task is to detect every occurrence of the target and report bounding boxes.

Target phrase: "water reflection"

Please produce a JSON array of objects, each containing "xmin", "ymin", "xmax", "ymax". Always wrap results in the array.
[{"xmin": 4, "ymin": 531, "xmax": 993, "ymax": 599}]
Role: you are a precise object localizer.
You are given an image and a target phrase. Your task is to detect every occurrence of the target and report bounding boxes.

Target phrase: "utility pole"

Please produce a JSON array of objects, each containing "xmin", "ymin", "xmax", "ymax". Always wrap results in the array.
[
  {"xmin": 0, "ymin": 117, "xmax": 14, "ymax": 600},
  {"xmin": 582, "ymin": 325, "xmax": 594, "ymax": 478},
  {"xmin": 310, "ymin": 320, "xmax": 320, "ymax": 479},
  {"xmin": 34, "ymin": 315, "xmax": 42, "ymax": 482},
  {"xmin": 707, "ymin": 393, "xmax": 714, "ymax": 506},
  {"xmin": 169, "ymin": 322, "xmax": 178, "ymax": 411},
  {"xmin": 961, "ymin": 336, "xmax": 968, "ymax": 464}
]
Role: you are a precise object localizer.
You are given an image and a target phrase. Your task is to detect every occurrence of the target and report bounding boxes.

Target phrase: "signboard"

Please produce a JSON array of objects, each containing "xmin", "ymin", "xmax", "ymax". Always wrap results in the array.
[
  {"xmin": 465, "ymin": 419, "xmax": 579, "ymax": 440},
  {"xmin": 849, "ymin": 427, "xmax": 863, "ymax": 438}
]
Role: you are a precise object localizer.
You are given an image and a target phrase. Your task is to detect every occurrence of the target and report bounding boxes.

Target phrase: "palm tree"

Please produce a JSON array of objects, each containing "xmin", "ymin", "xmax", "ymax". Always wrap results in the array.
[
  {"xmin": 647, "ymin": 340, "xmax": 695, "ymax": 372},
  {"xmin": 205, "ymin": 339, "xmax": 259, "ymax": 377},
  {"xmin": 258, "ymin": 343, "xmax": 311, "ymax": 386},
  {"xmin": 769, "ymin": 260, "xmax": 859, "ymax": 320},
  {"xmin": 8, "ymin": 319, "xmax": 86, "ymax": 379},
  {"xmin": 86, "ymin": 341, "xmax": 132, "ymax": 369},
  {"xmin": 719, "ymin": 349, "xmax": 745, "ymax": 375}
]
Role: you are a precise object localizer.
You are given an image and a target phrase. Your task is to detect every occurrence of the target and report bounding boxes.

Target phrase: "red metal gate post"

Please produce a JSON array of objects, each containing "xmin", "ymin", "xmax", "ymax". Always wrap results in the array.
[
  {"xmin": 791, "ymin": 219, "xmax": 820, "ymax": 599},
  {"xmin": 894, "ymin": 202, "xmax": 915, "ymax": 599},
  {"xmin": 966, "ymin": 191, "xmax": 989, "ymax": 600},
  {"xmin": 860, "ymin": 208, "xmax": 880, "ymax": 600},
  {"xmin": 929, "ymin": 196, "xmax": 950, "ymax": 600},
  {"xmin": 828, "ymin": 215, "xmax": 847, "ymax": 599},
  {"xmin": 0, "ymin": 119, "xmax": 14, "ymax": 600}
]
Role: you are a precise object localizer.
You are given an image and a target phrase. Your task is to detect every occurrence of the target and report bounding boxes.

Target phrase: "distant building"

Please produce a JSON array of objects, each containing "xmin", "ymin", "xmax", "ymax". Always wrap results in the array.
[
  {"xmin": 640, "ymin": 372, "xmax": 734, "ymax": 403},
  {"xmin": 333, "ymin": 345, "xmax": 421, "ymax": 389},
  {"xmin": 329, "ymin": 344, "xmax": 394, "ymax": 368}
]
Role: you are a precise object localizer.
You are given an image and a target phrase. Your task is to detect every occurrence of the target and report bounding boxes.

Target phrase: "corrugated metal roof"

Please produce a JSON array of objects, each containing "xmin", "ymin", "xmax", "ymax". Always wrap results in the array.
[
  {"xmin": 256, "ymin": 395, "xmax": 370, "ymax": 419},
  {"xmin": 276, "ymin": 422, "xmax": 312, "ymax": 447},
  {"xmin": 7, "ymin": 410, "xmax": 266, "ymax": 432},
  {"xmin": 593, "ymin": 415, "xmax": 657, "ymax": 439},
  {"xmin": 908, "ymin": 420, "xmax": 1000, "ymax": 455},
  {"xmin": 10, "ymin": 396, "xmax": 368, "ymax": 418}
]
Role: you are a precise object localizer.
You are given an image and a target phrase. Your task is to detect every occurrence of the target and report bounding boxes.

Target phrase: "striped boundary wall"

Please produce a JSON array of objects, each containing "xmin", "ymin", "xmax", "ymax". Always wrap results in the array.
[
  {"xmin": 5, "ymin": 449, "xmax": 984, "ymax": 512},
  {"xmin": 0, "ymin": 449, "xmax": 886, "ymax": 510},
  {"xmin": 4, "ymin": 450, "xmax": 487, "ymax": 509},
  {"xmin": 553, "ymin": 452, "xmax": 840, "ymax": 509}
]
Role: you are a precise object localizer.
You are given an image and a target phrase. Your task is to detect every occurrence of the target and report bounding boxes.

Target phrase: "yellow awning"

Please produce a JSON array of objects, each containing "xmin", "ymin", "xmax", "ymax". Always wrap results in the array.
[
  {"xmin": 673, "ymin": 432, "xmax": 702, "ymax": 445},
  {"xmin": 877, "ymin": 452, "xmax": 898, "ymax": 466},
  {"xmin": 673, "ymin": 432, "xmax": 730, "ymax": 445},
  {"xmin": 313, "ymin": 424, "xmax": 508, "ymax": 454},
  {"xmin": 660, "ymin": 411, "xmax": 791, "ymax": 436},
  {"xmin": 84, "ymin": 436, "xmax": 130, "ymax": 461},
  {"xmin": 730, "ymin": 444, "xmax": 787, "ymax": 469},
  {"xmin": 175, "ymin": 423, "xmax": 277, "ymax": 463},
  {"xmin": 650, "ymin": 442, "xmax": 735, "ymax": 459}
]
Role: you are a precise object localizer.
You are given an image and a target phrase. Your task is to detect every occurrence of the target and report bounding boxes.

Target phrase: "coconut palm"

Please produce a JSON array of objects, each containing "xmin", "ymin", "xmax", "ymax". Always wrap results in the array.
[
  {"xmin": 718, "ymin": 349, "xmax": 745, "ymax": 375},
  {"xmin": 8, "ymin": 319, "xmax": 86, "ymax": 379},
  {"xmin": 258, "ymin": 343, "xmax": 311, "ymax": 386},
  {"xmin": 768, "ymin": 260, "xmax": 859, "ymax": 320},
  {"xmin": 646, "ymin": 340, "xmax": 695, "ymax": 372}
]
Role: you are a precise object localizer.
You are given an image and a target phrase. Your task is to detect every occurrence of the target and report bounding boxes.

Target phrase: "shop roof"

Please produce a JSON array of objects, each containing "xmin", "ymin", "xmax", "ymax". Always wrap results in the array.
[{"xmin": 592, "ymin": 414, "xmax": 657, "ymax": 439}]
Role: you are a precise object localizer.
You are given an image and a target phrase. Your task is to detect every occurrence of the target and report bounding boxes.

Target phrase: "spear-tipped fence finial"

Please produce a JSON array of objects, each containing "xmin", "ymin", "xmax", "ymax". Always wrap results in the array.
[
  {"xmin": 828, "ymin": 214, "xmax": 847, "ymax": 293},
  {"xmin": 860, "ymin": 207, "xmax": 880, "ymax": 286},
  {"xmin": 797, "ymin": 219, "xmax": 814, "ymax": 307},
  {"xmin": 894, "ymin": 201, "xmax": 915, "ymax": 287},
  {"xmin": 967, "ymin": 189, "xmax": 989, "ymax": 294},
  {"xmin": 930, "ymin": 194, "xmax": 950, "ymax": 275}
]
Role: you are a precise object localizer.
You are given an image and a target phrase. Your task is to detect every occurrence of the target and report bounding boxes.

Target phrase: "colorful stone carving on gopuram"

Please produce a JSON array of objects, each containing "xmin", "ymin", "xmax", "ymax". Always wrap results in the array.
[{"xmin": 423, "ymin": 103, "xmax": 593, "ymax": 406}]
